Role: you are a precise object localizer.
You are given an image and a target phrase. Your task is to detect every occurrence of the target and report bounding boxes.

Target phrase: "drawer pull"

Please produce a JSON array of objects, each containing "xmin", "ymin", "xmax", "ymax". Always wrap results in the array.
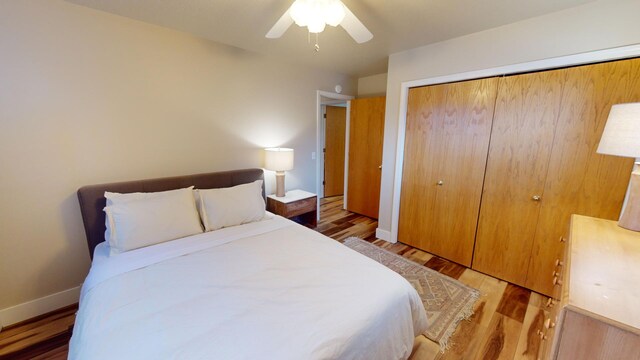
[
  {"xmin": 545, "ymin": 298, "xmax": 557, "ymax": 308},
  {"xmin": 553, "ymin": 276, "xmax": 563, "ymax": 286},
  {"xmin": 552, "ymin": 270, "xmax": 560, "ymax": 277},
  {"xmin": 544, "ymin": 318, "xmax": 556, "ymax": 329},
  {"xmin": 559, "ymin": 236, "xmax": 566, "ymax": 243},
  {"xmin": 536, "ymin": 329, "xmax": 548, "ymax": 340},
  {"xmin": 555, "ymin": 259, "xmax": 564, "ymax": 267}
]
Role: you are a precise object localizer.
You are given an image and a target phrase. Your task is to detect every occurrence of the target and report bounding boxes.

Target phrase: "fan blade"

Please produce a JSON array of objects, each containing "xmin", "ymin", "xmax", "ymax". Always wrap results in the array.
[
  {"xmin": 266, "ymin": 6, "xmax": 294, "ymax": 39},
  {"xmin": 340, "ymin": 5, "xmax": 373, "ymax": 44}
]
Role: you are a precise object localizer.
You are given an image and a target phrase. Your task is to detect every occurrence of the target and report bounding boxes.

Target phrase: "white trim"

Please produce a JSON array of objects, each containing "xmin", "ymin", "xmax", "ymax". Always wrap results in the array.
[
  {"xmin": 375, "ymin": 228, "xmax": 392, "ymax": 242},
  {"xmin": 343, "ymin": 101, "xmax": 351, "ymax": 210},
  {"xmin": 316, "ymin": 90, "xmax": 354, "ymax": 220},
  {"xmin": 318, "ymin": 104, "xmax": 327, "ymax": 199},
  {"xmin": 389, "ymin": 44, "xmax": 640, "ymax": 243},
  {"xmin": 0, "ymin": 286, "xmax": 80, "ymax": 330}
]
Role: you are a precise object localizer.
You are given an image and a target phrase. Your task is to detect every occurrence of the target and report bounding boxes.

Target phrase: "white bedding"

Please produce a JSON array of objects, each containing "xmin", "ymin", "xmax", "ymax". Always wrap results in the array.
[{"xmin": 69, "ymin": 215, "xmax": 428, "ymax": 360}]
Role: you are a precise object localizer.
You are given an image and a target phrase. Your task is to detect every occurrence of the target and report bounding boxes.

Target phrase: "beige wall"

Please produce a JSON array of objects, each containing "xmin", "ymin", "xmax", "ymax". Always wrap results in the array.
[
  {"xmin": 377, "ymin": 0, "xmax": 640, "ymax": 234},
  {"xmin": 357, "ymin": 73, "xmax": 387, "ymax": 97},
  {"xmin": 0, "ymin": 0, "xmax": 355, "ymax": 316}
]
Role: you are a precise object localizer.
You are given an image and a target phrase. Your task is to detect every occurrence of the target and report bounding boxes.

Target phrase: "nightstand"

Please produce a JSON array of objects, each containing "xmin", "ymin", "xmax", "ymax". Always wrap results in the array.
[{"xmin": 267, "ymin": 189, "xmax": 317, "ymax": 227}]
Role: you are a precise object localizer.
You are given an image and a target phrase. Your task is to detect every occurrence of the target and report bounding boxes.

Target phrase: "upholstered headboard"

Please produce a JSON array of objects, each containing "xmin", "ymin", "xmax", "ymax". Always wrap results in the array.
[{"xmin": 77, "ymin": 168, "xmax": 265, "ymax": 259}]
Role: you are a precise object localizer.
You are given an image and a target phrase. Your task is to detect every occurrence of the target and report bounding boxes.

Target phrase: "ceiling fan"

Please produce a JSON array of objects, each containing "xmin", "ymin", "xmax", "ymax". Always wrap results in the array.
[{"xmin": 266, "ymin": 0, "xmax": 373, "ymax": 47}]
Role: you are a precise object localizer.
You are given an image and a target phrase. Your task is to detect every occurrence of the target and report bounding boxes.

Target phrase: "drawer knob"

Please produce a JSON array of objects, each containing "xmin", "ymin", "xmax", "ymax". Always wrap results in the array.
[
  {"xmin": 536, "ymin": 329, "xmax": 548, "ymax": 340},
  {"xmin": 559, "ymin": 236, "xmax": 566, "ymax": 243},
  {"xmin": 544, "ymin": 318, "xmax": 556, "ymax": 329},
  {"xmin": 532, "ymin": 195, "xmax": 542, "ymax": 201},
  {"xmin": 437, "ymin": 180, "xmax": 444, "ymax": 186},
  {"xmin": 553, "ymin": 276, "xmax": 563, "ymax": 286},
  {"xmin": 555, "ymin": 259, "xmax": 564, "ymax": 267},
  {"xmin": 546, "ymin": 298, "xmax": 557, "ymax": 308}
]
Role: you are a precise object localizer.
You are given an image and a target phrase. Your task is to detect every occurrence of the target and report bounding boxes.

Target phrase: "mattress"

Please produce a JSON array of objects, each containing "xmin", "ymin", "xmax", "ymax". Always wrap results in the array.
[{"xmin": 69, "ymin": 214, "xmax": 428, "ymax": 359}]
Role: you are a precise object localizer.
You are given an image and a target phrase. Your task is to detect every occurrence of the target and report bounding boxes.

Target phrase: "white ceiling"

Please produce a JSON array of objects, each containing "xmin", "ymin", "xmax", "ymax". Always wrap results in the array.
[{"xmin": 66, "ymin": 0, "xmax": 595, "ymax": 77}]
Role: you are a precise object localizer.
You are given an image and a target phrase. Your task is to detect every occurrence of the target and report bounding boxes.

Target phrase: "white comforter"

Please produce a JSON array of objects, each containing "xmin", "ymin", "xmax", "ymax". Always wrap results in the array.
[{"xmin": 69, "ymin": 215, "xmax": 428, "ymax": 360}]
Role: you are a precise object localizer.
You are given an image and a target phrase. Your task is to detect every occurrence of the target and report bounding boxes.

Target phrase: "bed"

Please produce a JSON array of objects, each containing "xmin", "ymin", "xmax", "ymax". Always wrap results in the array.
[{"xmin": 71, "ymin": 168, "xmax": 428, "ymax": 359}]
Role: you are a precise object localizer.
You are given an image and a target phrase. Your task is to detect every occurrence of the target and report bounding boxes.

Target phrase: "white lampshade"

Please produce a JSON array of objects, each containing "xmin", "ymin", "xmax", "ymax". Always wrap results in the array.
[
  {"xmin": 597, "ymin": 103, "xmax": 640, "ymax": 158},
  {"xmin": 265, "ymin": 148, "xmax": 294, "ymax": 171}
]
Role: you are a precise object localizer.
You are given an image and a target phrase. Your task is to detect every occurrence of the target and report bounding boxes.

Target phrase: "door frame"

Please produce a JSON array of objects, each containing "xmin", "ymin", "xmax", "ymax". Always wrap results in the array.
[
  {"xmin": 316, "ymin": 90, "xmax": 354, "ymax": 219},
  {"xmin": 386, "ymin": 44, "xmax": 640, "ymax": 243}
]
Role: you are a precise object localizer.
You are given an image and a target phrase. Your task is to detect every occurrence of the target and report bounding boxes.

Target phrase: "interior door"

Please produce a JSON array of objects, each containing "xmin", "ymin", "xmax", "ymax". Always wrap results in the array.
[
  {"xmin": 525, "ymin": 58, "xmax": 640, "ymax": 295},
  {"xmin": 324, "ymin": 105, "xmax": 347, "ymax": 197},
  {"xmin": 398, "ymin": 77, "xmax": 498, "ymax": 266},
  {"xmin": 347, "ymin": 96, "xmax": 385, "ymax": 219},
  {"xmin": 473, "ymin": 69, "xmax": 565, "ymax": 286}
]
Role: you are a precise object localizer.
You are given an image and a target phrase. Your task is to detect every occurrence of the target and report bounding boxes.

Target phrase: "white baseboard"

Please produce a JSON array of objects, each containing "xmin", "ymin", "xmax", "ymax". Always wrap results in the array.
[
  {"xmin": 0, "ymin": 286, "xmax": 81, "ymax": 330},
  {"xmin": 375, "ymin": 228, "xmax": 394, "ymax": 243}
]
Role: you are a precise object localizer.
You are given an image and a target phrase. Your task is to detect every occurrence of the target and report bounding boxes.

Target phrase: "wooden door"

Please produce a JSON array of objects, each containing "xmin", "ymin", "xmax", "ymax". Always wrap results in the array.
[
  {"xmin": 347, "ymin": 96, "xmax": 385, "ymax": 218},
  {"xmin": 525, "ymin": 58, "xmax": 640, "ymax": 295},
  {"xmin": 324, "ymin": 105, "xmax": 346, "ymax": 197},
  {"xmin": 473, "ymin": 70, "xmax": 565, "ymax": 286},
  {"xmin": 398, "ymin": 78, "xmax": 498, "ymax": 266}
]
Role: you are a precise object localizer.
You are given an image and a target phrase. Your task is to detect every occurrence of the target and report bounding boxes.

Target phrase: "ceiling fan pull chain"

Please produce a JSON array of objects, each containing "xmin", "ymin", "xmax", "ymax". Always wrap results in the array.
[{"xmin": 315, "ymin": 33, "xmax": 320, "ymax": 52}]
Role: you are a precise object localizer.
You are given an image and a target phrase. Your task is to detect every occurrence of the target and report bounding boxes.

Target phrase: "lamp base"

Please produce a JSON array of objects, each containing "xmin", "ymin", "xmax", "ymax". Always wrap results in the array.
[
  {"xmin": 275, "ymin": 171, "xmax": 286, "ymax": 197},
  {"xmin": 619, "ymin": 164, "xmax": 640, "ymax": 232}
]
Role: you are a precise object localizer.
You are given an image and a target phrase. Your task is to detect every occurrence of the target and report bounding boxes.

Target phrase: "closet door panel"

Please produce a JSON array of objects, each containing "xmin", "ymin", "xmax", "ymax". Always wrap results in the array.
[
  {"xmin": 473, "ymin": 70, "xmax": 565, "ymax": 286},
  {"xmin": 526, "ymin": 59, "xmax": 640, "ymax": 295},
  {"xmin": 398, "ymin": 84, "xmax": 448, "ymax": 252},
  {"xmin": 576, "ymin": 58, "xmax": 640, "ymax": 218},
  {"xmin": 399, "ymin": 78, "xmax": 497, "ymax": 266}
]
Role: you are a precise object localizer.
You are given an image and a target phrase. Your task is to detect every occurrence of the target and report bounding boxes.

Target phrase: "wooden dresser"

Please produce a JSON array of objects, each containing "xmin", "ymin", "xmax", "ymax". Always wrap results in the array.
[{"xmin": 539, "ymin": 215, "xmax": 640, "ymax": 359}]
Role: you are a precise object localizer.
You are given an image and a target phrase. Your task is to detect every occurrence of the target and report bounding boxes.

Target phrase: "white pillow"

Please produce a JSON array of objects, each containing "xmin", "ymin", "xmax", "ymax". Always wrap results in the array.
[
  {"xmin": 104, "ymin": 187, "xmax": 203, "ymax": 254},
  {"xmin": 196, "ymin": 180, "xmax": 266, "ymax": 231}
]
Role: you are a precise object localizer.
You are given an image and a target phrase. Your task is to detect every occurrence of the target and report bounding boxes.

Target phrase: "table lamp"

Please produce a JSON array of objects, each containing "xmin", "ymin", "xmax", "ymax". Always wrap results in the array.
[
  {"xmin": 265, "ymin": 147, "xmax": 294, "ymax": 197},
  {"xmin": 597, "ymin": 102, "xmax": 640, "ymax": 231}
]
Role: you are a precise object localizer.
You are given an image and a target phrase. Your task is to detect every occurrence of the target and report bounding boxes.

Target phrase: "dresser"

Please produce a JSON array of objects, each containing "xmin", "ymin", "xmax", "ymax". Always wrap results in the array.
[{"xmin": 538, "ymin": 215, "xmax": 640, "ymax": 359}]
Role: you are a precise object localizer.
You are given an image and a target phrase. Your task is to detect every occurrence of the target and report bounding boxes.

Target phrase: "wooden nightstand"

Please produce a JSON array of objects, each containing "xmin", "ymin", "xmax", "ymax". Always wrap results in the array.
[{"xmin": 267, "ymin": 190, "xmax": 317, "ymax": 227}]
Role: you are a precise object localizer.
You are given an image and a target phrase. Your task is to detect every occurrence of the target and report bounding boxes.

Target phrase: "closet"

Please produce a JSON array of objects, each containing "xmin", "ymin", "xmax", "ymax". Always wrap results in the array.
[{"xmin": 398, "ymin": 57, "xmax": 639, "ymax": 296}]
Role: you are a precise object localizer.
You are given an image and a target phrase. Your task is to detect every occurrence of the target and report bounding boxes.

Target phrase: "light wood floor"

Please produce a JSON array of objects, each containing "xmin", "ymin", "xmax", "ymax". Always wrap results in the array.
[{"xmin": 0, "ymin": 196, "xmax": 549, "ymax": 359}]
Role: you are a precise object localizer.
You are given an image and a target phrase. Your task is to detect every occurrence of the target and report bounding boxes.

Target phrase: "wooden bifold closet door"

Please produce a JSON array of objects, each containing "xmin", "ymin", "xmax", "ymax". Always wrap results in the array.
[
  {"xmin": 398, "ymin": 78, "xmax": 498, "ymax": 266},
  {"xmin": 474, "ymin": 58, "xmax": 639, "ymax": 294},
  {"xmin": 399, "ymin": 57, "xmax": 640, "ymax": 297},
  {"xmin": 472, "ymin": 70, "xmax": 566, "ymax": 286},
  {"xmin": 523, "ymin": 59, "xmax": 640, "ymax": 295}
]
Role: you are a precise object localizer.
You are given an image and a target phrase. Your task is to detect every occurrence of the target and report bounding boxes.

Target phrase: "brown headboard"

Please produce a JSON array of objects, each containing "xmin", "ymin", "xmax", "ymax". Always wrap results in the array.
[{"xmin": 77, "ymin": 168, "xmax": 265, "ymax": 259}]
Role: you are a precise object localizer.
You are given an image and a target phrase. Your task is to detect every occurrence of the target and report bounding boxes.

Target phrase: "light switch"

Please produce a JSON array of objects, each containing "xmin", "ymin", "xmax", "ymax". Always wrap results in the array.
[{"xmin": 311, "ymin": 152, "xmax": 316, "ymax": 160}]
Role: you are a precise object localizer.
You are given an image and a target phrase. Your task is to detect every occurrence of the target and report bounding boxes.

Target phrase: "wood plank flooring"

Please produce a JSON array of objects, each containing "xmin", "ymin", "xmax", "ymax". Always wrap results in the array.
[{"xmin": 0, "ymin": 196, "xmax": 550, "ymax": 359}]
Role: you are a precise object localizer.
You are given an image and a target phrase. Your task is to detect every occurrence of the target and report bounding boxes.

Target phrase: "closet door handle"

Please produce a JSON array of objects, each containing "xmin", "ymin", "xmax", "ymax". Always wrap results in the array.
[{"xmin": 532, "ymin": 195, "xmax": 541, "ymax": 201}]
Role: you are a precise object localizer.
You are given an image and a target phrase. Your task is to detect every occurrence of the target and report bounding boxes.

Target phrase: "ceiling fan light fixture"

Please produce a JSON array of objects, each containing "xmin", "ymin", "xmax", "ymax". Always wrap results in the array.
[
  {"xmin": 324, "ymin": 1, "xmax": 345, "ymax": 27},
  {"xmin": 289, "ymin": 0, "xmax": 345, "ymax": 32},
  {"xmin": 265, "ymin": 0, "xmax": 372, "ymax": 46},
  {"xmin": 307, "ymin": 17, "xmax": 326, "ymax": 33},
  {"xmin": 290, "ymin": 0, "xmax": 311, "ymax": 26}
]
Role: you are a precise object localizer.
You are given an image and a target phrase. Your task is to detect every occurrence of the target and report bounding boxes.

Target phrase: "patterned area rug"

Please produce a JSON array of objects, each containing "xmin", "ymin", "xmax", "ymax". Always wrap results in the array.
[{"xmin": 343, "ymin": 237, "xmax": 480, "ymax": 350}]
